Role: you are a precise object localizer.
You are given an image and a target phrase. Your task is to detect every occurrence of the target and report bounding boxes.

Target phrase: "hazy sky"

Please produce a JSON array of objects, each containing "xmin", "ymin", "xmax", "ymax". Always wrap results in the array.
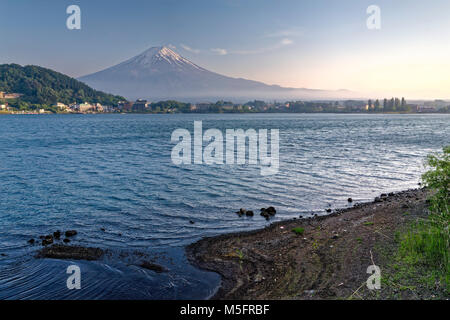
[{"xmin": 1, "ymin": 0, "xmax": 450, "ymax": 99}]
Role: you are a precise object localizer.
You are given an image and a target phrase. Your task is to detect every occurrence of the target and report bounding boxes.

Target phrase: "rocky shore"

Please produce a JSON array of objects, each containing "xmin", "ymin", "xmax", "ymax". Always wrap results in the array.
[{"xmin": 186, "ymin": 188, "xmax": 432, "ymax": 300}]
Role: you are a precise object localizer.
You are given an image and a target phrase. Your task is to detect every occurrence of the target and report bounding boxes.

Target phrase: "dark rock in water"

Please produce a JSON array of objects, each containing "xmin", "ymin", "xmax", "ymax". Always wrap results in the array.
[
  {"xmin": 374, "ymin": 197, "xmax": 382, "ymax": 203},
  {"xmin": 27, "ymin": 239, "xmax": 35, "ymax": 245},
  {"xmin": 65, "ymin": 230, "xmax": 77, "ymax": 237},
  {"xmin": 100, "ymin": 228, "xmax": 106, "ymax": 232},
  {"xmin": 63, "ymin": 238, "xmax": 70, "ymax": 243},
  {"xmin": 246, "ymin": 210, "xmax": 254, "ymax": 217},
  {"xmin": 118, "ymin": 233, "xmax": 122, "ymax": 236},
  {"xmin": 42, "ymin": 238, "xmax": 53, "ymax": 246},
  {"xmin": 260, "ymin": 207, "xmax": 276, "ymax": 218},
  {"xmin": 0, "ymin": 253, "xmax": 6, "ymax": 257},
  {"xmin": 139, "ymin": 261, "xmax": 168, "ymax": 273},
  {"xmin": 189, "ymin": 220, "xmax": 195, "ymax": 224},
  {"xmin": 260, "ymin": 210, "xmax": 270, "ymax": 218},
  {"xmin": 53, "ymin": 230, "xmax": 61, "ymax": 240},
  {"xmin": 380, "ymin": 193, "xmax": 388, "ymax": 198},
  {"xmin": 239, "ymin": 208, "xmax": 246, "ymax": 214},
  {"xmin": 37, "ymin": 244, "xmax": 104, "ymax": 261},
  {"xmin": 347, "ymin": 198, "xmax": 353, "ymax": 203},
  {"xmin": 326, "ymin": 209, "xmax": 332, "ymax": 213}
]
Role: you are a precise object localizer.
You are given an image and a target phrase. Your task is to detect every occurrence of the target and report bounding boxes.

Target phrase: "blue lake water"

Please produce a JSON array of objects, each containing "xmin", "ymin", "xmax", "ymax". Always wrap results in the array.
[{"xmin": 0, "ymin": 113, "xmax": 449, "ymax": 299}]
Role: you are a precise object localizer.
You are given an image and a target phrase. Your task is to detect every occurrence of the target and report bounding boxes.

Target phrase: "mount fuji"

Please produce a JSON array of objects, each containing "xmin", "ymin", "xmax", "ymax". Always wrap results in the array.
[{"xmin": 78, "ymin": 46, "xmax": 354, "ymax": 102}]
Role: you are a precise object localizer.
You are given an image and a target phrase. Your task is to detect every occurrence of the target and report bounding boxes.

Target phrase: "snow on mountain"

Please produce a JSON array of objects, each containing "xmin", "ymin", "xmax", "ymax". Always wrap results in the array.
[{"xmin": 78, "ymin": 46, "xmax": 356, "ymax": 102}]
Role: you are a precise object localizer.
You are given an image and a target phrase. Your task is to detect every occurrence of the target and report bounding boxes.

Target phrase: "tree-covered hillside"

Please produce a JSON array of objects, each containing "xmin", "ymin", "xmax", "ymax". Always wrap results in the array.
[{"xmin": 0, "ymin": 64, "xmax": 126, "ymax": 106}]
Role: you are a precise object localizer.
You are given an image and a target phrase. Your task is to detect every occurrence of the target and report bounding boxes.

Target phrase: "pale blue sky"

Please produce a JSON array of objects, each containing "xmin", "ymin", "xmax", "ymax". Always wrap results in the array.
[{"xmin": 1, "ymin": 0, "xmax": 450, "ymax": 98}]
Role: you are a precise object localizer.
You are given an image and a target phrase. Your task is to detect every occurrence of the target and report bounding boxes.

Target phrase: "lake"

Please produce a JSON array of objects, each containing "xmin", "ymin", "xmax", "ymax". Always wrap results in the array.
[{"xmin": 0, "ymin": 113, "xmax": 448, "ymax": 299}]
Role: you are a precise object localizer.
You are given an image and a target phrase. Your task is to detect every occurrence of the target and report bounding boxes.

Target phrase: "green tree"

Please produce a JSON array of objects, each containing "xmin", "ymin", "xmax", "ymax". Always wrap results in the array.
[{"xmin": 374, "ymin": 99, "xmax": 381, "ymax": 111}]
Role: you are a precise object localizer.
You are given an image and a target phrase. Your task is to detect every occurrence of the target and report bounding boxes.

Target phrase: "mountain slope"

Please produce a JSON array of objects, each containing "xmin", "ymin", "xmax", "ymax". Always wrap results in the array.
[
  {"xmin": 0, "ymin": 64, "xmax": 125, "ymax": 106},
  {"xmin": 78, "ymin": 46, "xmax": 354, "ymax": 102}
]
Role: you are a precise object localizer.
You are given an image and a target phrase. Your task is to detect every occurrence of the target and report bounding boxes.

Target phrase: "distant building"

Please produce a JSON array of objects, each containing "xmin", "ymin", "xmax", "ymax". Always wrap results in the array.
[
  {"xmin": 0, "ymin": 92, "xmax": 4, "ymax": 99},
  {"xmin": 118, "ymin": 101, "xmax": 133, "ymax": 112},
  {"xmin": 78, "ymin": 102, "xmax": 95, "ymax": 113},
  {"xmin": 132, "ymin": 99, "xmax": 149, "ymax": 112},
  {"xmin": 222, "ymin": 105, "xmax": 234, "ymax": 111},
  {"xmin": 95, "ymin": 103, "xmax": 104, "ymax": 112},
  {"xmin": 196, "ymin": 103, "xmax": 211, "ymax": 111},
  {"xmin": 54, "ymin": 102, "xmax": 71, "ymax": 112},
  {"xmin": 417, "ymin": 106, "xmax": 436, "ymax": 113},
  {"xmin": 4, "ymin": 93, "xmax": 22, "ymax": 99}
]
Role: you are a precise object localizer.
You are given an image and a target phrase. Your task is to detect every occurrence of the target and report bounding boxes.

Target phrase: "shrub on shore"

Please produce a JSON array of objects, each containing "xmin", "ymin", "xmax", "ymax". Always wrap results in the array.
[{"xmin": 397, "ymin": 146, "xmax": 449, "ymax": 294}]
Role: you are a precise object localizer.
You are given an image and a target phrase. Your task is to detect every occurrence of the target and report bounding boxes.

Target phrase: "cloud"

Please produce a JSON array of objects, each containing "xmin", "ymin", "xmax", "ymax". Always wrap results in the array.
[
  {"xmin": 180, "ymin": 44, "xmax": 201, "ymax": 54},
  {"xmin": 280, "ymin": 38, "xmax": 293, "ymax": 45},
  {"xmin": 231, "ymin": 38, "xmax": 294, "ymax": 55},
  {"xmin": 264, "ymin": 27, "xmax": 304, "ymax": 38},
  {"xmin": 211, "ymin": 48, "xmax": 228, "ymax": 55},
  {"xmin": 179, "ymin": 36, "xmax": 293, "ymax": 57},
  {"xmin": 167, "ymin": 44, "xmax": 176, "ymax": 49}
]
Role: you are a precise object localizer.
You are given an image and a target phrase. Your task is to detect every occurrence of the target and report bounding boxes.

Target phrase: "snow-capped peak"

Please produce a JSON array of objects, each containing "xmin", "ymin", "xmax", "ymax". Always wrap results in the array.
[{"xmin": 128, "ymin": 46, "xmax": 202, "ymax": 70}]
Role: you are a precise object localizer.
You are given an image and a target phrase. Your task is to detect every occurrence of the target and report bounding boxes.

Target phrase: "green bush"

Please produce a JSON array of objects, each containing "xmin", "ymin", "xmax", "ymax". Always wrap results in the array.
[{"xmin": 397, "ymin": 146, "xmax": 449, "ymax": 293}]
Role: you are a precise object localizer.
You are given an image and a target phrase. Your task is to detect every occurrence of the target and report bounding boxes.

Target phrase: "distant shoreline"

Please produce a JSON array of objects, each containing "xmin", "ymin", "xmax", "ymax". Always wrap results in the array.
[{"xmin": 1, "ymin": 111, "xmax": 448, "ymax": 115}]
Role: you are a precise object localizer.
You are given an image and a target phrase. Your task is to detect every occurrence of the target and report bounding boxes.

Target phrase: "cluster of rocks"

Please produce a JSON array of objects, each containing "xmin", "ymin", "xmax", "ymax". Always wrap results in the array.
[
  {"xmin": 236, "ymin": 208, "xmax": 254, "ymax": 217},
  {"xmin": 260, "ymin": 207, "xmax": 276, "ymax": 219},
  {"xmin": 325, "ymin": 198, "xmax": 353, "ymax": 213},
  {"xmin": 235, "ymin": 207, "xmax": 277, "ymax": 220},
  {"xmin": 36, "ymin": 244, "xmax": 168, "ymax": 273},
  {"xmin": 29, "ymin": 230, "xmax": 169, "ymax": 273},
  {"xmin": 374, "ymin": 193, "xmax": 390, "ymax": 203},
  {"xmin": 319, "ymin": 189, "xmax": 425, "ymax": 218},
  {"xmin": 28, "ymin": 230, "xmax": 78, "ymax": 246}
]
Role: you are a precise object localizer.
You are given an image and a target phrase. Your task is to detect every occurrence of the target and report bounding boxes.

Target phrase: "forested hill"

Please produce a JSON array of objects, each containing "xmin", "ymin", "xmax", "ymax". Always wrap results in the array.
[{"xmin": 0, "ymin": 64, "xmax": 126, "ymax": 106}]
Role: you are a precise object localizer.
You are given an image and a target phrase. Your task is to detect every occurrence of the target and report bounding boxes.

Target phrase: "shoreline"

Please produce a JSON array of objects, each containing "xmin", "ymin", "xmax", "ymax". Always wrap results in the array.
[
  {"xmin": 186, "ymin": 188, "xmax": 434, "ymax": 300},
  {"xmin": 1, "ymin": 111, "xmax": 449, "ymax": 115}
]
